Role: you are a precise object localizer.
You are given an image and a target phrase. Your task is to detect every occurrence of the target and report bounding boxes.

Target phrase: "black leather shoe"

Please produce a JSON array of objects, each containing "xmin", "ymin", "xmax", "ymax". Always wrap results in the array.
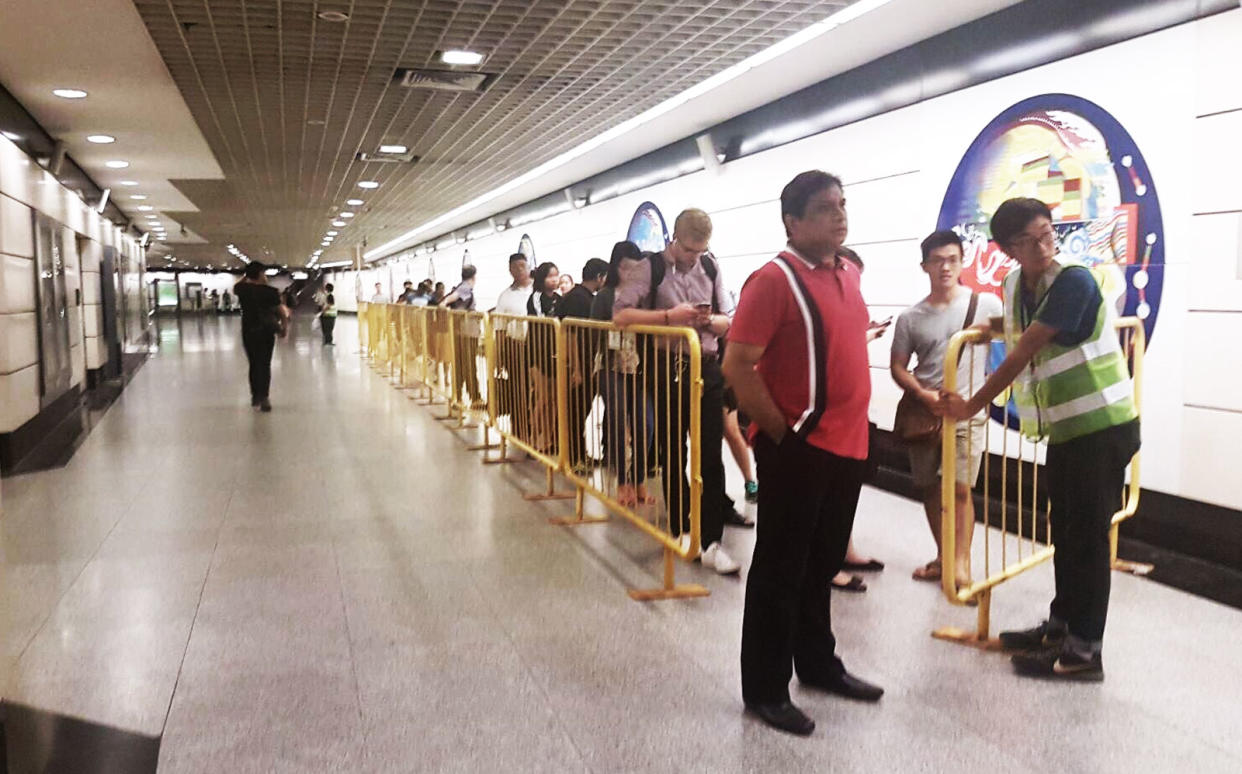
[
  {"xmin": 745, "ymin": 701, "xmax": 815, "ymax": 736},
  {"xmin": 802, "ymin": 670, "xmax": 884, "ymax": 702}
]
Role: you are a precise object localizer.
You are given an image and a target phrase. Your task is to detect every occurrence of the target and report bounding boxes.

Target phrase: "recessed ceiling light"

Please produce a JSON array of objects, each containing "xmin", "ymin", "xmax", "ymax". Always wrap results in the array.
[
  {"xmin": 105, "ymin": 160, "xmax": 129, "ymax": 169},
  {"xmin": 357, "ymin": 181, "xmax": 379, "ymax": 189},
  {"xmin": 331, "ymin": 220, "xmax": 346, "ymax": 227},
  {"xmin": 86, "ymin": 134, "xmax": 115, "ymax": 144},
  {"xmin": 318, "ymin": 10, "xmax": 349, "ymax": 22},
  {"xmin": 340, "ymin": 212, "xmax": 355, "ymax": 219},
  {"xmin": 130, "ymin": 194, "xmax": 147, "ymax": 200},
  {"xmin": 119, "ymin": 180, "xmax": 138, "ymax": 186},
  {"xmin": 441, "ymin": 50, "xmax": 484, "ymax": 66},
  {"xmin": 53, "ymin": 88, "xmax": 88, "ymax": 99},
  {"xmin": 307, "ymin": 119, "xmax": 326, "ymax": 126},
  {"xmin": 321, "ymin": 241, "xmax": 330, "ymax": 246},
  {"xmin": 326, "ymin": 230, "xmax": 338, "ymax": 236},
  {"xmin": 136, "ymin": 205, "xmax": 153, "ymax": 211},
  {"xmin": 346, "ymin": 199, "xmax": 364, "ymax": 206},
  {"xmin": 378, "ymin": 144, "xmax": 408, "ymax": 154},
  {"xmin": 1, "ymin": 131, "xmax": 21, "ymax": 141}
]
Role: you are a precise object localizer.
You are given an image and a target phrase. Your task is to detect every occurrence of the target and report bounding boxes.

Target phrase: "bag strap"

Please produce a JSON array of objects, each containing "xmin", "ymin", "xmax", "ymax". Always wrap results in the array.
[{"xmin": 962, "ymin": 291, "xmax": 979, "ymax": 331}]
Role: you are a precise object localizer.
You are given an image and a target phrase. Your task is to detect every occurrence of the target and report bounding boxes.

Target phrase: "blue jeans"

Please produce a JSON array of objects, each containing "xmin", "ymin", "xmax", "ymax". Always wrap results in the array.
[{"xmin": 601, "ymin": 371, "xmax": 652, "ymax": 486}]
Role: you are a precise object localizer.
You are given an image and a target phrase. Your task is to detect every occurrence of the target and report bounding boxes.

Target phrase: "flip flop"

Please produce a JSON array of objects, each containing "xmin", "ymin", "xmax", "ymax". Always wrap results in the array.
[
  {"xmin": 912, "ymin": 561, "xmax": 942, "ymax": 582},
  {"xmin": 842, "ymin": 558, "xmax": 885, "ymax": 572},
  {"xmin": 830, "ymin": 574, "xmax": 867, "ymax": 592}
]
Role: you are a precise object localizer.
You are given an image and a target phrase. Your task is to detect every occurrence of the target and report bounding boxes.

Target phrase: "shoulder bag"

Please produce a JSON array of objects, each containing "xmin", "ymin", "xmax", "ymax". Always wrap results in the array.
[{"xmin": 893, "ymin": 291, "xmax": 978, "ymax": 445}]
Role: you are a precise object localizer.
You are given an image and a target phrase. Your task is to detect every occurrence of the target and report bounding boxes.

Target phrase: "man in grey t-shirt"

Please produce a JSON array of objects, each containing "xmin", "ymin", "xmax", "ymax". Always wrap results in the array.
[{"xmin": 890, "ymin": 230, "xmax": 1001, "ymax": 588}]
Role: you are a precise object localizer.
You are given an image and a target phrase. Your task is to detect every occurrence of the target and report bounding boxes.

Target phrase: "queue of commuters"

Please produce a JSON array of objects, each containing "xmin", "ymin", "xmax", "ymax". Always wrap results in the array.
[{"xmin": 300, "ymin": 169, "xmax": 1133, "ymax": 736}]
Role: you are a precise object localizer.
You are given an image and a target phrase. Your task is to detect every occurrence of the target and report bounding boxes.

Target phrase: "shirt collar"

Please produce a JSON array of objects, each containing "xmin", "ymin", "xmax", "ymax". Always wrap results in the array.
[{"xmin": 785, "ymin": 243, "xmax": 834, "ymax": 270}]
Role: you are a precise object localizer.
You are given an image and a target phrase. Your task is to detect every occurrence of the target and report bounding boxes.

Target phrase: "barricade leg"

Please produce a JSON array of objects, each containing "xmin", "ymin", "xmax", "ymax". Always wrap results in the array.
[
  {"xmin": 467, "ymin": 423, "xmax": 501, "ymax": 452},
  {"xmin": 522, "ymin": 466, "xmax": 575, "ymax": 502},
  {"xmin": 932, "ymin": 588, "xmax": 1001, "ymax": 650},
  {"xmin": 482, "ymin": 437, "xmax": 517, "ymax": 465},
  {"xmin": 1109, "ymin": 523, "xmax": 1154, "ymax": 576},
  {"xmin": 549, "ymin": 485, "xmax": 609, "ymax": 526},
  {"xmin": 627, "ymin": 547, "xmax": 710, "ymax": 602}
]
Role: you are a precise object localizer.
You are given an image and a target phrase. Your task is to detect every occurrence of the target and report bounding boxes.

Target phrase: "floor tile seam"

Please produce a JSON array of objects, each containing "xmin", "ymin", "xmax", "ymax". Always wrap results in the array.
[
  {"xmin": 157, "ymin": 487, "xmax": 234, "ymax": 736},
  {"xmin": 464, "ymin": 562, "xmax": 596, "ymax": 773},
  {"xmin": 330, "ymin": 537, "xmax": 370, "ymax": 751}
]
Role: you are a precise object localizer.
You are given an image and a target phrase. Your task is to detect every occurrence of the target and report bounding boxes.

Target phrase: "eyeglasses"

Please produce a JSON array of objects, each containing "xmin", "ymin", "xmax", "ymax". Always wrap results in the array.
[{"xmin": 1009, "ymin": 228, "xmax": 1056, "ymax": 251}]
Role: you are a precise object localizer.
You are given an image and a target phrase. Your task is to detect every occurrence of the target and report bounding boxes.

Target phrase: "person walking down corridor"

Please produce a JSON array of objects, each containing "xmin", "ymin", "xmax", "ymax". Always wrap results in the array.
[
  {"xmin": 234, "ymin": 262, "xmax": 289, "ymax": 412},
  {"xmin": 319, "ymin": 289, "xmax": 338, "ymax": 346}
]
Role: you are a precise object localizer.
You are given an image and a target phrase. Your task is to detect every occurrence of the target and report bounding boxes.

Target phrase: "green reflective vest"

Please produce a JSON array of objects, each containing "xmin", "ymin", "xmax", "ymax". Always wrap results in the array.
[{"xmin": 1002, "ymin": 262, "xmax": 1137, "ymax": 444}]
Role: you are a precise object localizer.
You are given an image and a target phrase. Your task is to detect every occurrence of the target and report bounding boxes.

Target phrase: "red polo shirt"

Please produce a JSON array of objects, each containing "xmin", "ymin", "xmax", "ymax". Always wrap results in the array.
[{"xmin": 729, "ymin": 246, "xmax": 871, "ymax": 459}]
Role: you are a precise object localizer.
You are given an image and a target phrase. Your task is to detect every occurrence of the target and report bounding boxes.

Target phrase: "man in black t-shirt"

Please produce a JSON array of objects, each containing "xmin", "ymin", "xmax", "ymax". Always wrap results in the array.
[
  {"xmin": 234, "ymin": 262, "xmax": 288, "ymax": 412},
  {"xmin": 555, "ymin": 258, "xmax": 609, "ymax": 469}
]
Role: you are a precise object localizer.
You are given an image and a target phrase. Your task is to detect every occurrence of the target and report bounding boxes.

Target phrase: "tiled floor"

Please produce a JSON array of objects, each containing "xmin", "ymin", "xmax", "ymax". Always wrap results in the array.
[{"xmin": 2, "ymin": 313, "xmax": 1240, "ymax": 772}]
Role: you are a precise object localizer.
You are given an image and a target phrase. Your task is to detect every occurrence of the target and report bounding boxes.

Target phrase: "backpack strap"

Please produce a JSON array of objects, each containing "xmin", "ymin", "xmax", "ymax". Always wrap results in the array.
[
  {"xmin": 962, "ymin": 291, "xmax": 979, "ymax": 331},
  {"xmin": 773, "ymin": 253, "xmax": 829, "ymax": 440},
  {"xmin": 646, "ymin": 250, "xmax": 720, "ymax": 313}
]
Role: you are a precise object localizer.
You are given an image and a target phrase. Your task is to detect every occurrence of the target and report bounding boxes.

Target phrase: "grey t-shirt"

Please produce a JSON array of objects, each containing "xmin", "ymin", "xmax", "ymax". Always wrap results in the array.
[{"xmin": 891, "ymin": 288, "xmax": 1002, "ymax": 397}]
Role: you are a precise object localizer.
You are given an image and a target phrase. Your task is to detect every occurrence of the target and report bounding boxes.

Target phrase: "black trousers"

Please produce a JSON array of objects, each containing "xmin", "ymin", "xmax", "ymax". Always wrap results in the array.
[
  {"xmin": 1045, "ymin": 420, "xmax": 1140, "ymax": 643},
  {"xmin": 453, "ymin": 336, "xmax": 481, "ymax": 403},
  {"xmin": 741, "ymin": 434, "xmax": 865, "ymax": 705},
  {"xmin": 320, "ymin": 315, "xmax": 336, "ymax": 344},
  {"xmin": 649, "ymin": 354, "xmax": 725, "ymax": 548},
  {"xmin": 496, "ymin": 338, "xmax": 530, "ymax": 439},
  {"xmin": 242, "ymin": 328, "xmax": 276, "ymax": 400}
]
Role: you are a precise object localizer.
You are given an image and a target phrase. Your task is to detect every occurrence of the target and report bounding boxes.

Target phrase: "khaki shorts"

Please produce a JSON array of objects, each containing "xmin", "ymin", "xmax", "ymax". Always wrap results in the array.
[{"xmin": 908, "ymin": 420, "xmax": 986, "ymax": 489}]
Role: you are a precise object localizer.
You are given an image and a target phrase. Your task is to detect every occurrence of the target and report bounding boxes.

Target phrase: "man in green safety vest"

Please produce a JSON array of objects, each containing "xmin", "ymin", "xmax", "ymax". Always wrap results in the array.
[{"xmin": 941, "ymin": 197, "xmax": 1141, "ymax": 682}]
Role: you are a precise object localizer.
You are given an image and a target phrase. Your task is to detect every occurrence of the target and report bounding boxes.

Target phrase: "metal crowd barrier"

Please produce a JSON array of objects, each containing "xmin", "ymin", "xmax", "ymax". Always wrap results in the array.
[
  {"xmin": 354, "ymin": 303, "xmax": 709, "ymax": 601},
  {"xmin": 356, "ymin": 301, "xmax": 369, "ymax": 355},
  {"xmin": 556, "ymin": 319, "xmax": 709, "ymax": 601},
  {"xmin": 934, "ymin": 316, "xmax": 1146, "ymax": 647}
]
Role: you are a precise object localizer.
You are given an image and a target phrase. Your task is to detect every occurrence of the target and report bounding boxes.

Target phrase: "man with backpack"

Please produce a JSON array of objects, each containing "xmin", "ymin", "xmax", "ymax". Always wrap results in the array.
[{"xmin": 612, "ymin": 208, "xmax": 740, "ymax": 575}]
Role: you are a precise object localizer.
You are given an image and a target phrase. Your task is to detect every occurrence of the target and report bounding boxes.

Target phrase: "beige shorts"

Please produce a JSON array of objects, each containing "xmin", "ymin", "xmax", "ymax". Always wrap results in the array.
[{"xmin": 908, "ymin": 420, "xmax": 987, "ymax": 489}]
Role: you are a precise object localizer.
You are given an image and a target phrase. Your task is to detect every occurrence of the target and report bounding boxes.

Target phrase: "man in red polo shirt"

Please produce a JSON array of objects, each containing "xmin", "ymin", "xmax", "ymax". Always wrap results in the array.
[{"xmin": 723, "ymin": 170, "xmax": 884, "ymax": 736}]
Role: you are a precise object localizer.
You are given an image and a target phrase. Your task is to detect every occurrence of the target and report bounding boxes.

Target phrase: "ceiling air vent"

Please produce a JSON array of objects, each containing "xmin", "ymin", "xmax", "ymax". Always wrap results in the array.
[
  {"xmin": 355, "ymin": 150, "xmax": 419, "ymax": 164},
  {"xmin": 394, "ymin": 68, "xmax": 493, "ymax": 93}
]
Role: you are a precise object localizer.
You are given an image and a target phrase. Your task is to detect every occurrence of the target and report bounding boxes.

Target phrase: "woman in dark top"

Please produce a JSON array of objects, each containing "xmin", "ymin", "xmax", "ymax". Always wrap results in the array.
[
  {"xmin": 233, "ymin": 262, "xmax": 289, "ymax": 412},
  {"xmin": 525, "ymin": 262, "xmax": 560, "ymax": 451},
  {"xmin": 591, "ymin": 242, "xmax": 655, "ymax": 506}
]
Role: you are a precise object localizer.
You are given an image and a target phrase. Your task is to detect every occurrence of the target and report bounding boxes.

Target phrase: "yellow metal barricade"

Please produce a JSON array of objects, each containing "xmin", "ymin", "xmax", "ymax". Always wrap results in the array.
[
  {"xmin": 483, "ymin": 313, "xmax": 573, "ymax": 501},
  {"xmin": 417, "ymin": 306, "xmax": 456, "ymax": 413},
  {"xmin": 934, "ymin": 317, "xmax": 1145, "ymax": 647},
  {"xmin": 555, "ymin": 319, "xmax": 709, "ymax": 601},
  {"xmin": 357, "ymin": 301, "xmax": 369, "ymax": 355},
  {"xmin": 366, "ymin": 302, "xmax": 383, "ymax": 362}
]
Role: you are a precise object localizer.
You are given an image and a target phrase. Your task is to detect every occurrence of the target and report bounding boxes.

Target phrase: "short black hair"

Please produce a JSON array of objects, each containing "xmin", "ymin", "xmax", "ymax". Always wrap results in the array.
[
  {"xmin": 403, "ymin": 279, "xmax": 413, "ymax": 287},
  {"xmin": 461, "ymin": 265, "xmax": 477, "ymax": 280},
  {"xmin": 326, "ymin": 293, "xmax": 335, "ymax": 305},
  {"xmin": 581, "ymin": 258, "xmax": 609, "ymax": 282},
  {"xmin": 780, "ymin": 170, "xmax": 844, "ymax": 234},
  {"xmin": 606, "ymin": 240, "xmax": 642, "ymax": 288},
  {"xmin": 244, "ymin": 262, "xmax": 265, "ymax": 279},
  {"xmin": 990, "ymin": 197, "xmax": 1053, "ymax": 247},
  {"xmin": 325, "ymin": 283, "xmax": 334, "ymax": 292},
  {"xmin": 509, "ymin": 252, "xmax": 528, "ymax": 264},
  {"xmin": 920, "ymin": 230, "xmax": 963, "ymax": 262}
]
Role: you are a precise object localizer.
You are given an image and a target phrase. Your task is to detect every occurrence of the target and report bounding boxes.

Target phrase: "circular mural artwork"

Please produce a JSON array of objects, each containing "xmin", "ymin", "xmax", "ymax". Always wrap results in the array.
[
  {"xmin": 626, "ymin": 201, "xmax": 670, "ymax": 253},
  {"xmin": 517, "ymin": 234, "xmax": 535, "ymax": 265},
  {"xmin": 937, "ymin": 93, "xmax": 1165, "ymax": 426}
]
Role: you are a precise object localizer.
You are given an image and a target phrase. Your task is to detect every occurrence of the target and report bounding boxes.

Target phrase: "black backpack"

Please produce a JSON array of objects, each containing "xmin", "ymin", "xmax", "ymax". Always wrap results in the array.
[{"xmin": 644, "ymin": 251, "xmax": 719, "ymax": 313}]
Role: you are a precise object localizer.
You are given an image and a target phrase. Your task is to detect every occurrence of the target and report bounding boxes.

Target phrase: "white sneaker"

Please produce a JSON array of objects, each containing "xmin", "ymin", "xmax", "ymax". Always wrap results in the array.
[
  {"xmin": 677, "ymin": 532, "xmax": 694, "ymax": 556},
  {"xmin": 702, "ymin": 542, "xmax": 740, "ymax": 575}
]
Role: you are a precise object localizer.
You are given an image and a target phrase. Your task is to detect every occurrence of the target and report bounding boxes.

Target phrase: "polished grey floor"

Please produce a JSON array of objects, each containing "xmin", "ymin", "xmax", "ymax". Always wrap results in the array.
[{"xmin": 1, "ymin": 314, "xmax": 1239, "ymax": 772}]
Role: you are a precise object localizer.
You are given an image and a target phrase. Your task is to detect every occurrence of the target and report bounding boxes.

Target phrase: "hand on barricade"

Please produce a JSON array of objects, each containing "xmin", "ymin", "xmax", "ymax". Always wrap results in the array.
[{"xmin": 938, "ymin": 390, "xmax": 972, "ymax": 421}]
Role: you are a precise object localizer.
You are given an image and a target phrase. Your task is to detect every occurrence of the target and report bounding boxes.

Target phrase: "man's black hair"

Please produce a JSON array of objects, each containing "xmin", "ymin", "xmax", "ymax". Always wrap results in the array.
[
  {"xmin": 325, "ymin": 283, "xmax": 334, "ymax": 292},
  {"xmin": 920, "ymin": 230, "xmax": 963, "ymax": 262},
  {"xmin": 780, "ymin": 170, "xmax": 844, "ymax": 236},
  {"xmin": 837, "ymin": 246, "xmax": 863, "ymax": 271},
  {"xmin": 990, "ymin": 197, "xmax": 1053, "ymax": 247},
  {"xmin": 582, "ymin": 258, "xmax": 609, "ymax": 282},
  {"xmin": 461, "ymin": 265, "xmax": 477, "ymax": 280},
  {"xmin": 244, "ymin": 262, "xmax": 265, "ymax": 279},
  {"xmin": 509, "ymin": 252, "xmax": 528, "ymax": 264}
]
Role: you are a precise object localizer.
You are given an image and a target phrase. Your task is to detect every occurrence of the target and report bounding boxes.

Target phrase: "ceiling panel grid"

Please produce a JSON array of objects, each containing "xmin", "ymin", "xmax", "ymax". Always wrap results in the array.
[{"xmin": 130, "ymin": 0, "xmax": 852, "ymax": 266}]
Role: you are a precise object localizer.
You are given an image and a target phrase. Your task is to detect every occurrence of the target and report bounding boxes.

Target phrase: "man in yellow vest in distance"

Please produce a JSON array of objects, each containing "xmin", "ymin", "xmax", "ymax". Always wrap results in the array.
[{"xmin": 941, "ymin": 197, "xmax": 1140, "ymax": 681}]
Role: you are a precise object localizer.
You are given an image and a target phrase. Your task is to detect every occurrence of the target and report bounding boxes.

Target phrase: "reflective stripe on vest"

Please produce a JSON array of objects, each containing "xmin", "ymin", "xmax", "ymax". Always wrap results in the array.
[{"xmin": 1003, "ymin": 262, "xmax": 1137, "ymax": 444}]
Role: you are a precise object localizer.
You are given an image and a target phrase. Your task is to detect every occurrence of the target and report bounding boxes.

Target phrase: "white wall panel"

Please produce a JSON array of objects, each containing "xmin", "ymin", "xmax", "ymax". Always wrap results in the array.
[
  {"xmin": 71, "ymin": 342, "xmax": 85, "ymax": 388},
  {"xmin": 0, "ymin": 363, "xmax": 39, "ymax": 433},
  {"xmin": 83, "ymin": 271, "xmax": 102, "ymax": 306},
  {"xmin": 1183, "ymin": 311, "xmax": 1242, "ymax": 413},
  {"xmin": 85, "ymin": 336, "xmax": 102, "ymax": 370},
  {"xmin": 1180, "ymin": 406, "xmax": 1242, "ymax": 511},
  {"xmin": 0, "ymin": 312, "xmax": 38, "ymax": 373},
  {"xmin": 83, "ymin": 304, "xmax": 101, "ymax": 339},
  {"xmin": 1195, "ymin": 9, "xmax": 1242, "ymax": 116},
  {"xmin": 1191, "ymin": 111, "xmax": 1242, "ymax": 216},
  {"xmin": 1188, "ymin": 212, "xmax": 1242, "ymax": 311},
  {"xmin": 0, "ymin": 195, "xmax": 33, "ymax": 258},
  {"xmin": 0, "ymin": 254, "xmax": 36, "ymax": 314}
]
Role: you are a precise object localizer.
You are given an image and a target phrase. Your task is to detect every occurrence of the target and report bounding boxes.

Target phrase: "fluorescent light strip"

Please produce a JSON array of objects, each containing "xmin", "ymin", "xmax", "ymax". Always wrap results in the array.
[{"xmin": 365, "ymin": 0, "xmax": 894, "ymax": 260}]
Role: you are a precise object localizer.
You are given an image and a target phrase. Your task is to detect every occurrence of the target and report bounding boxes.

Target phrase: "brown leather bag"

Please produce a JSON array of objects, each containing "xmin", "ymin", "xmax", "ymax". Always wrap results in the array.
[{"xmin": 893, "ymin": 292, "xmax": 978, "ymax": 445}]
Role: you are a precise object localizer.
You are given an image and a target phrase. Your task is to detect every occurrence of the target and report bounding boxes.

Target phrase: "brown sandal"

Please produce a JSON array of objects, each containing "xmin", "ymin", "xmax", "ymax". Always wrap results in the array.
[{"xmin": 912, "ymin": 561, "xmax": 942, "ymax": 582}]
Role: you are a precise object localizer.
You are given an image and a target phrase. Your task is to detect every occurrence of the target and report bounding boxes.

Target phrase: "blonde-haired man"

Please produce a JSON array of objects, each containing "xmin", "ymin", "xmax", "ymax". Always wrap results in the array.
[{"xmin": 613, "ymin": 208, "xmax": 739, "ymax": 574}]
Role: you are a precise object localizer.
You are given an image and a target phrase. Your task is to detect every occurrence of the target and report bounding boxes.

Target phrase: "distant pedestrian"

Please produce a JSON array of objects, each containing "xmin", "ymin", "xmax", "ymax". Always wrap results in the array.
[
  {"xmin": 320, "ymin": 291, "xmax": 337, "ymax": 346},
  {"xmin": 234, "ymin": 262, "xmax": 289, "ymax": 412}
]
